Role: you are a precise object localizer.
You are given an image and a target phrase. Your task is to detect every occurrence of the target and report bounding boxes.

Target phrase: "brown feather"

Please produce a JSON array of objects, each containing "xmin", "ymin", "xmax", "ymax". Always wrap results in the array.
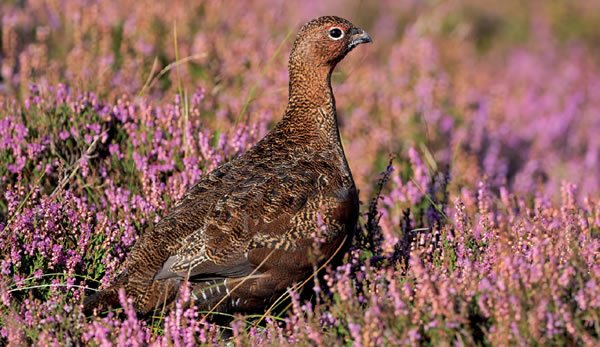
[{"xmin": 84, "ymin": 15, "xmax": 371, "ymax": 316}]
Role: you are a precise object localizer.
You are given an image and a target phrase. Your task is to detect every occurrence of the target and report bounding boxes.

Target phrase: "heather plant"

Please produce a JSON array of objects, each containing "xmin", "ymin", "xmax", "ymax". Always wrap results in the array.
[{"xmin": 1, "ymin": 0, "xmax": 600, "ymax": 345}]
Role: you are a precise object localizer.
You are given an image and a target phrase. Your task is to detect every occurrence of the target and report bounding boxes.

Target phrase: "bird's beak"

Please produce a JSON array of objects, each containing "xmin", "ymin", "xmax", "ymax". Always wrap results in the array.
[{"xmin": 348, "ymin": 29, "xmax": 372, "ymax": 50}]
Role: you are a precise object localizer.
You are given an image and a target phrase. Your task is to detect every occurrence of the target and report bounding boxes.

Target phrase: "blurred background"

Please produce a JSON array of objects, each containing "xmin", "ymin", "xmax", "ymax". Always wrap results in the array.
[
  {"xmin": 2, "ymin": 0, "xmax": 599, "ymax": 200},
  {"xmin": 1, "ymin": 2, "xmax": 599, "ymax": 344}
]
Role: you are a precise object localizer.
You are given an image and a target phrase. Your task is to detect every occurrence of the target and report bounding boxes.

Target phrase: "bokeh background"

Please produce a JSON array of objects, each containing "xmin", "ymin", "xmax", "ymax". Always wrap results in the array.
[
  {"xmin": 1, "ymin": 0, "xmax": 599, "ymax": 345},
  {"xmin": 3, "ymin": 0, "xmax": 600, "ymax": 199}
]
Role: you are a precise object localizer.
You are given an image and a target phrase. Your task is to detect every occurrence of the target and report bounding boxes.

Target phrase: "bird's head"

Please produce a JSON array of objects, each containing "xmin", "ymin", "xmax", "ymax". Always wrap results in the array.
[{"xmin": 290, "ymin": 16, "xmax": 372, "ymax": 69}]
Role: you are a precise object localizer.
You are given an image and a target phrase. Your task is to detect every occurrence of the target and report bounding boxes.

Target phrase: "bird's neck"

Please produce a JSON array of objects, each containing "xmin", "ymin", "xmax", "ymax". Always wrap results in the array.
[
  {"xmin": 282, "ymin": 64, "xmax": 340, "ymax": 142},
  {"xmin": 287, "ymin": 64, "xmax": 335, "ymax": 109}
]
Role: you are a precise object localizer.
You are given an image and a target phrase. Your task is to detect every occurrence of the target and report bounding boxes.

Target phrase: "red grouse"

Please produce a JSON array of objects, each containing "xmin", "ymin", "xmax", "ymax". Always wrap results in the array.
[{"xmin": 84, "ymin": 16, "xmax": 371, "ymax": 315}]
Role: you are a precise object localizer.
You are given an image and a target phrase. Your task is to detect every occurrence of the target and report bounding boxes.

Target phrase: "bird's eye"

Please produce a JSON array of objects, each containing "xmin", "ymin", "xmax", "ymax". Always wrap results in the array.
[{"xmin": 328, "ymin": 27, "xmax": 344, "ymax": 40}]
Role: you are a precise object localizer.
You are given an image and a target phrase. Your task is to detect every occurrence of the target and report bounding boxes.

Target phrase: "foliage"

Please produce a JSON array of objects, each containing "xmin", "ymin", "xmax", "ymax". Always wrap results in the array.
[{"xmin": 1, "ymin": 0, "xmax": 599, "ymax": 345}]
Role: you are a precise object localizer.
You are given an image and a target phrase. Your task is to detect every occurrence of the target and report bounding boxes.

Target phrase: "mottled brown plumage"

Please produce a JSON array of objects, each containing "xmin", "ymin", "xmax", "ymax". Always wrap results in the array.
[{"xmin": 84, "ymin": 16, "xmax": 371, "ymax": 316}]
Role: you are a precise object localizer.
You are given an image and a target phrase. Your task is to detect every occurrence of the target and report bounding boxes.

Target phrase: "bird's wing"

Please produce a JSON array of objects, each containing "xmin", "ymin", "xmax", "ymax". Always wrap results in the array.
[
  {"xmin": 152, "ymin": 154, "xmax": 352, "ymax": 281},
  {"xmin": 123, "ymin": 160, "xmax": 235, "ymax": 263}
]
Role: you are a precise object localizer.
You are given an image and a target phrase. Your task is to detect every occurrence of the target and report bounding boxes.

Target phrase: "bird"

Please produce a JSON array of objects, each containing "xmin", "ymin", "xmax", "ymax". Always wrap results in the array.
[{"xmin": 84, "ymin": 15, "xmax": 372, "ymax": 316}]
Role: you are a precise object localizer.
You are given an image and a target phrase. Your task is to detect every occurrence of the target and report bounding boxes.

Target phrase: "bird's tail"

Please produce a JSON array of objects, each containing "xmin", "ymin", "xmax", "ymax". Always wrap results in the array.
[
  {"xmin": 83, "ymin": 271, "xmax": 129, "ymax": 315},
  {"xmin": 82, "ymin": 287, "xmax": 121, "ymax": 315}
]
